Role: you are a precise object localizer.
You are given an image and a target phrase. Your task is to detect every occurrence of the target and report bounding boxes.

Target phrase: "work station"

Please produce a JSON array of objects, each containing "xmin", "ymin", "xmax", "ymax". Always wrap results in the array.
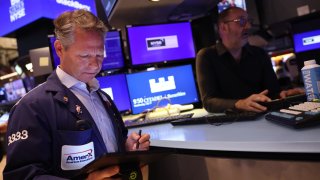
[{"xmin": 0, "ymin": 0, "xmax": 320, "ymax": 179}]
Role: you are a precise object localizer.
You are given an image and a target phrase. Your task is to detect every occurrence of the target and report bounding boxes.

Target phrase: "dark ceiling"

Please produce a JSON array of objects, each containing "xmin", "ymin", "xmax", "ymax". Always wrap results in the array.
[{"xmin": 108, "ymin": 0, "xmax": 218, "ymax": 29}]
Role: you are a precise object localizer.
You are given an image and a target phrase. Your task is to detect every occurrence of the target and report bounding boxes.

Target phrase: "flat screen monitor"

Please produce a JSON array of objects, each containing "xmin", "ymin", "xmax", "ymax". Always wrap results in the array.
[
  {"xmin": 0, "ymin": 0, "xmax": 97, "ymax": 36},
  {"xmin": 48, "ymin": 30, "xmax": 125, "ymax": 71},
  {"xmin": 4, "ymin": 79, "xmax": 27, "ymax": 102},
  {"xmin": 217, "ymin": 0, "xmax": 247, "ymax": 13},
  {"xmin": 29, "ymin": 47, "xmax": 53, "ymax": 77},
  {"xmin": 126, "ymin": 22, "xmax": 196, "ymax": 66},
  {"xmin": 100, "ymin": 0, "xmax": 118, "ymax": 18},
  {"xmin": 0, "ymin": 87, "xmax": 7, "ymax": 103},
  {"xmin": 126, "ymin": 65, "xmax": 199, "ymax": 114},
  {"xmin": 293, "ymin": 29, "xmax": 320, "ymax": 53},
  {"xmin": 102, "ymin": 30, "xmax": 125, "ymax": 71},
  {"xmin": 96, "ymin": 74, "xmax": 131, "ymax": 112}
]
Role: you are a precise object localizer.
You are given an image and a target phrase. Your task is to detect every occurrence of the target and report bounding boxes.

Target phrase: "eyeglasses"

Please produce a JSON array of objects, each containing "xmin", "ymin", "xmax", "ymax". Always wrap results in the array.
[{"xmin": 223, "ymin": 16, "xmax": 253, "ymax": 27}]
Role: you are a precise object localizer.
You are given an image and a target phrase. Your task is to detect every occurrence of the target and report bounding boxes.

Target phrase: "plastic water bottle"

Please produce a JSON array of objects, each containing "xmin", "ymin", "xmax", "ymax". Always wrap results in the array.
[{"xmin": 301, "ymin": 60, "xmax": 320, "ymax": 101}]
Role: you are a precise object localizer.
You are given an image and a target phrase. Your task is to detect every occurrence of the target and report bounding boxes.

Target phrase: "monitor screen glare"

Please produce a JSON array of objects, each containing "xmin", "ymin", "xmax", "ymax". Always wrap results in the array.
[
  {"xmin": 126, "ymin": 65, "xmax": 199, "ymax": 114},
  {"xmin": 126, "ymin": 22, "xmax": 196, "ymax": 66},
  {"xmin": 96, "ymin": 74, "xmax": 131, "ymax": 112}
]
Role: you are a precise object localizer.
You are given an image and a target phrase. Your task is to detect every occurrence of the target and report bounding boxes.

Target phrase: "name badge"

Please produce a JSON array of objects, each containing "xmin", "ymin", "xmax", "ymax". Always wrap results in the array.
[{"xmin": 61, "ymin": 142, "xmax": 95, "ymax": 170}]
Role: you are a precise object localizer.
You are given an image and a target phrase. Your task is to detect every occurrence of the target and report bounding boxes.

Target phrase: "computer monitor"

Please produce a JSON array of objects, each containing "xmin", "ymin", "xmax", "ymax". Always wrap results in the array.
[
  {"xmin": 4, "ymin": 79, "xmax": 27, "ymax": 102},
  {"xmin": 126, "ymin": 22, "xmax": 196, "ymax": 66},
  {"xmin": 217, "ymin": 0, "xmax": 247, "ymax": 13},
  {"xmin": 48, "ymin": 35, "xmax": 60, "ymax": 69},
  {"xmin": 29, "ymin": 47, "xmax": 53, "ymax": 77},
  {"xmin": 102, "ymin": 30, "xmax": 125, "ymax": 71},
  {"xmin": 126, "ymin": 64, "xmax": 199, "ymax": 114},
  {"xmin": 48, "ymin": 30, "xmax": 125, "ymax": 71},
  {"xmin": 96, "ymin": 74, "xmax": 131, "ymax": 112},
  {"xmin": 293, "ymin": 29, "xmax": 320, "ymax": 53},
  {"xmin": 100, "ymin": 0, "xmax": 118, "ymax": 18},
  {"xmin": 0, "ymin": 87, "xmax": 7, "ymax": 103}
]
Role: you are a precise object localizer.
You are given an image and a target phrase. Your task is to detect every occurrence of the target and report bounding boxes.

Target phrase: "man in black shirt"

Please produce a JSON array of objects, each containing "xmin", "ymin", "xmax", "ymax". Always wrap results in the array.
[{"xmin": 196, "ymin": 7, "xmax": 304, "ymax": 113}]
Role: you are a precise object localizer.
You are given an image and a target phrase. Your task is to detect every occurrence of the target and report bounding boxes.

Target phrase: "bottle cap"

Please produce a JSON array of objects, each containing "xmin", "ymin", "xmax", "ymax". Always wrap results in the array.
[{"xmin": 304, "ymin": 60, "xmax": 317, "ymax": 66}]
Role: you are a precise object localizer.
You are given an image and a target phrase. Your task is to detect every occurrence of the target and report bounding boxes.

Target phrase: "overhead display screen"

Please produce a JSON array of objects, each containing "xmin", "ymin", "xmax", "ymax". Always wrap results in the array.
[{"xmin": 0, "ymin": 0, "xmax": 97, "ymax": 36}]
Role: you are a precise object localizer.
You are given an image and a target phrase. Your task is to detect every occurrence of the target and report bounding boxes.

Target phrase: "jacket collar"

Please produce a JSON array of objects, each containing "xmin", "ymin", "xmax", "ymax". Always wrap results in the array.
[{"xmin": 44, "ymin": 71, "xmax": 92, "ymax": 121}]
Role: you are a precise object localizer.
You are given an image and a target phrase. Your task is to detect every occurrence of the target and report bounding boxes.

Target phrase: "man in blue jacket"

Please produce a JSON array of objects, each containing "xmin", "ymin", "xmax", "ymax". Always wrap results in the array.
[{"xmin": 4, "ymin": 9, "xmax": 150, "ymax": 179}]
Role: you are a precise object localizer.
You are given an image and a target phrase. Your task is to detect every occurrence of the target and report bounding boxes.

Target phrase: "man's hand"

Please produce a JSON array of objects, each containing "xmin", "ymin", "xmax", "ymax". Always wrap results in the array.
[
  {"xmin": 235, "ymin": 90, "xmax": 271, "ymax": 112},
  {"xmin": 279, "ymin": 88, "xmax": 305, "ymax": 99},
  {"xmin": 125, "ymin": 131, "xmax": 150, "ymax": 151},
  {"xmin": 87, "ymin": 165, "xmax": 120, "ymax": 180}
]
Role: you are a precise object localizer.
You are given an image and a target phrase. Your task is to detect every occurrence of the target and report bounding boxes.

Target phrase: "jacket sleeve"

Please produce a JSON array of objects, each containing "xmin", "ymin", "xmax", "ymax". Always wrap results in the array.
[{"xmin": 3, "ymin": 98, "xmax": 61, "ymax": 179}]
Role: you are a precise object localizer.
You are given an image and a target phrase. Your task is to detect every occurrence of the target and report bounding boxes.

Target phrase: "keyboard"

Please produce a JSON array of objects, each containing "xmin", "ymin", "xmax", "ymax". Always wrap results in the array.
[
  {"xmin": 265, "ymin": 101, "xmax": 320, "ymax": 128},
  {"xmin": 171, "ymin": 111, "xmax": 262, "ymax": 126},
  {"xmin": 259, "ymin": 94, "xmax": 307, "ymax": 111},
  {"xmin": 124, "ymin": 113, "xmax": 194, "ymax": 128}
]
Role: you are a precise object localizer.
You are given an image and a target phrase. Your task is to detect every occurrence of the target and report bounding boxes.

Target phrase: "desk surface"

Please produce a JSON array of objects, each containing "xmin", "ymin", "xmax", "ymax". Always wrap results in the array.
[{"xmin": 128, "ymin": 109, "xmax": 320, "ymax": 154}]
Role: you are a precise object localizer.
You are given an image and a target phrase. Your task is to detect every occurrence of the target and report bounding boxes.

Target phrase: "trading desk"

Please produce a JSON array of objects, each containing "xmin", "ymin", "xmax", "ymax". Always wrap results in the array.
[
  {"xmin": 129, "ymin": 109, "xmax": 320, "ymax": 155},
  {"xmin": 127, "ymin": 109, "xmax": 320, "ymax": 180}
]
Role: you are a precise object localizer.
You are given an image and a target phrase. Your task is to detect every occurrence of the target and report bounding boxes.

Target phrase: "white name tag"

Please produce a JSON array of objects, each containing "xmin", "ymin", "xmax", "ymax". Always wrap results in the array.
[{"xmin": 61, "ymin": 142, "xmax": 95, "ymax": 170}]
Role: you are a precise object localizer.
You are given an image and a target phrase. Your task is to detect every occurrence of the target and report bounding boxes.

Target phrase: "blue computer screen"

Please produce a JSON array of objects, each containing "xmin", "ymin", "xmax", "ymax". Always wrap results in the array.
[
  {"xmin": 126, "ymin": 65, "xmax": 199, "ymax": 114},
  {"xmin": 293, "ymin": 29, "xmax": 320, "ymax": 53},
  {"xmin": 49, "ymin": 30, "xmax": 125, "ymax": 71},
  {"xmin": 0, "ymin": 87, "xmax": 7, "ymax": 103},
  {"xmin": 0, "ymin": 0, "xmax": 97, "ymax": 36},
  {"xmin": 4, "ymin": 79, "xmax": 27, "ymax": 102},
  {"xmin": 126, "ymin": 22, "xmax": 196, "ymax": 66},
  {"xmin": 96, "ymin": 74, "xmax": 131, "ymax": 112},
  {"xmin": 102, "ymin": 30, "xmax": 125, "ymax": 71},
  {"xmin": 48, "ymin": 36, "xmax": 60, "ymax": 69}
]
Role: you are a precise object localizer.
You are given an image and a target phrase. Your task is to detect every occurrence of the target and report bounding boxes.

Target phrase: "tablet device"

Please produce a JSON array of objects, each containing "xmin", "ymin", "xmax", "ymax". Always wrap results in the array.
[{"xmin": 78, "ymin": 150, "xmax": 172, "ymax": 176}]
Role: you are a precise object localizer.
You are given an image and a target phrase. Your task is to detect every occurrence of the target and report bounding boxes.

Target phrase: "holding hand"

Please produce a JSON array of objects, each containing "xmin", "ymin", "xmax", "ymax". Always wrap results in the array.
[
  {"xmin": 125, "ymin": 131, "xmax": 150, "ymax": 151},
  {"xmin": 235, "ymin": 90, "xmax": 271, "ymax": 112}
]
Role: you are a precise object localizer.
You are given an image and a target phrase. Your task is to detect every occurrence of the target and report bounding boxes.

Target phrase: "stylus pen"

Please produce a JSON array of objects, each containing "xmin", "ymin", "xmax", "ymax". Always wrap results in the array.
[{"xmin": 136, "ymin": 129, "xmax": 142, "ymax": 149}]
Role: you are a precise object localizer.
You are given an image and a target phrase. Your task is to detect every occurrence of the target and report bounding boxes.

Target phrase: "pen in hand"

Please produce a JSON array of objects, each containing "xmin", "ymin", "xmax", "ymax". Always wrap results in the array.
[{"xmin": 136, "ymin": 129, "xmax": 142, "ymax": 149}]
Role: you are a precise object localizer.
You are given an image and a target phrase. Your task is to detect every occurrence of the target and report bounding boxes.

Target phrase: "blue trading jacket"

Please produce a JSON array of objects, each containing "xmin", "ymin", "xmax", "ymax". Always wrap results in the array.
[{"xmin": 3, "ymin": 72, "xmax": 128, "ymax": 179}]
